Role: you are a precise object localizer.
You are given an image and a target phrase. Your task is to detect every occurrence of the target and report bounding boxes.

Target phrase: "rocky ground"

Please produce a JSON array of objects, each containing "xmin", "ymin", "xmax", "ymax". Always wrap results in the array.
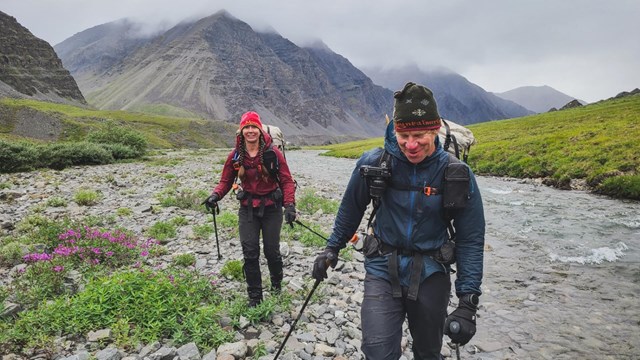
[{"xmin": 1, "ymin": 149, "xmax": 638, "ymax": 360}]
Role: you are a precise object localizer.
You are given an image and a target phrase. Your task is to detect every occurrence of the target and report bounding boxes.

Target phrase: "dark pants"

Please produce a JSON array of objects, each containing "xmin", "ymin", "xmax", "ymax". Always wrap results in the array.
[
  {"xmin": 238, "ymin": 204, "xmax": 283, "ymax": 299},
  {"xmin": 361, "ymin": 272, "xmax": 451, "ymax": 360}
]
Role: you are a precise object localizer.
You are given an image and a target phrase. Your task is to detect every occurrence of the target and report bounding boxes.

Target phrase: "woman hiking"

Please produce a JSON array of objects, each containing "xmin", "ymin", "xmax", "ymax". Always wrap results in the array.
[{"xmin": 204, "ymin": 111, "xmax": 297, "ymax": 307}]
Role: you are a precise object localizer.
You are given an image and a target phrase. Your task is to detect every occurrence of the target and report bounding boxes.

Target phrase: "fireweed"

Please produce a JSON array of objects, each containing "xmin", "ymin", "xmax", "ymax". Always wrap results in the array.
[{"xmin": 13, "ymin": 226, "xmax": 159, "ymax": 309}]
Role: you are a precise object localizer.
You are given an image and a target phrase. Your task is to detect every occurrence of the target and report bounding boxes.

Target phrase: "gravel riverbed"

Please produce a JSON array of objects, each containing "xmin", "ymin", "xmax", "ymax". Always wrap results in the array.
[{"xmin": 1, "ymin": 149, "xmax": 638, "ymax": 360}]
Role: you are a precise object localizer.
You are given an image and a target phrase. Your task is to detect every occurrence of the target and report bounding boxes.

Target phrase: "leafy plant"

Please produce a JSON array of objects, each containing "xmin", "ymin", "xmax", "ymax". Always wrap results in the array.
[
  {"xmin": 192, "ymin": 224, "xmax": 213, "ymax": 239},
  {"xmin": 45, "ymin": 196, "xmax": 67, "ymax": 207},
  {"xmin": 73, "ymin": 188, "xmax": 102, "ymax": 206},
  {"xmin": 0, "ymin": 241, "xmax": 27, "ymax": 266},
  {"xmin": 116, "ymin": 207, "xmax": 133, "ymax": 217},
  {"xmin": 3, "ymin": 267, "xmax": 231, "ymax": 353},
  {"xmin": 86, "ymin": 121, "xmax": 148, "ymax": 157},
  {"xmin": 220, "ymin": 259, "xmax": 244, "ymax": 281},
  {"xmin": 173, "ymin": 253, "xmax": 196, "ymax": 267},
  {"xmin": 297, "ymin": 188, "xmax": 339, "ymax": 215},
  {"xmin": 146, "ymin": 221, "xmax": 177, "ymax": 243},
  {"xmin": 171, "ymin": 216, "xmax": 189, "ymax": 227},
  {"xmin": 158, "ymin": 187, "xmax": 209, "ymax": 211}
]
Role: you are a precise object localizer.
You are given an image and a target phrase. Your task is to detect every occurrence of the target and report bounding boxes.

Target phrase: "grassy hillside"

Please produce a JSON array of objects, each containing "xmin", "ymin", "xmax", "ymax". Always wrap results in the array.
[
  {"xmin": 0, "ymin": 98, "xmax": 237, "ymax": 149},
  {"xmin": 315, "ymin": 95, "xmax": 640, "ymax": 200}
]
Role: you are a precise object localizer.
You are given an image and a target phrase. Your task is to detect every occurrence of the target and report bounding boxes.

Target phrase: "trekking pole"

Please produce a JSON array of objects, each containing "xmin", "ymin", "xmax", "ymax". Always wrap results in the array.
[
  {"xmin": 206, "ymin": 204, "xmax": 222, "ymax": 260},
  {"xmin": 294, "ymin": 220, "xmax": 328, "ymax": 241},
  {"xmin": 273, "ymin": 278, "xmax": 322, "ymax": 360},
  {"xmin": 273, "ymin": 220, "xmax": 331, "ymax": 359},
  {"xmin": 448, "ymin": 321, "xmax": 462, "ymax": 360}
]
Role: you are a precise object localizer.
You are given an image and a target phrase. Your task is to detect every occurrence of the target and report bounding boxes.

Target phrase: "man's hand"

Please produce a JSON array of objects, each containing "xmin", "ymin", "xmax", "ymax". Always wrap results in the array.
[
  {"xmin": 312, "ymin": 247, "xmax": 338, "ymax": 281},
  {"xmin": 444, "ymin": 294, "xmax": 478, "ymax": 345}
]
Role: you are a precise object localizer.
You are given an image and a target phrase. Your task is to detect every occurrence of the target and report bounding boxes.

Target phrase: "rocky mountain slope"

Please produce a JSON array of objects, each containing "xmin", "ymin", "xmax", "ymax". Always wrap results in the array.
[
  {"xmin": 55, "ymin": 11, "xmax": 392, "ymax": 145},
  {"xmin": 0, "ymin": 11, "xmax": 85, "ymax": 105},
  {"xmin": 53, "ymin": 10, "xmax": 537, "ymax": 145}
]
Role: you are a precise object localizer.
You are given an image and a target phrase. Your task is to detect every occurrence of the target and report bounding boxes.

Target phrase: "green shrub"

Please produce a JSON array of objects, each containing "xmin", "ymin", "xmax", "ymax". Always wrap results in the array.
[
  {"xmin": 42, "ymin": 142, "xmax": 114, "ymax": 170},
  {"xmin": 100, "ymin": 143, "xmax": 139, "ymax": 160},
  {"xmin": 171, "ymin": 216, "xmax": 189, "ymax": 227},
  {"xmin": 87, "ymin": 122, "xmax": 147, "ymax": 157},
  {"xmin": 45, "ymin": 196, "xmax": 67, "ymax": 207},
  {"xmin": 116, "ymin": 207, "xmax": 133, "ymax": 217},
  {"xmin": 0, "ymin": 241, "xmax": 27, "ymax": 266},
  {"xmin": 297, "ymin": 188, "xmax": 339, "ymax": 215},
  {"xmin": 158, "ymin": 187, "xmax": 209, "ymax": 211},
  {"xmin": 220, "ymin": 259, "xmax": 244, "ymax": 281},
  {"xmin": 146, "ymin": 221, "xmax": 177, "ymax": 243},
  {"xmin": 598, "ymin": 174, "xmax": 640, "ymax": 200},
  {"xmin": 4, "ymin": 268, "xmax": 230, "ymax": 353},
  {"xmin": 173, "ymin": 253, "xmax": 196, "ymax": 267},
  {"xmin": 216, "ymin": 211, "xmax": 238, "ymax": 228},
  {"xmin": 74, "ymin": 188, "xmax": 102, "ymax": 206},
  {"xmin": 192, "ymin": 224, "xmax": 214, "ymax": 239},
  {"xmin": 0, "ymin": 140, "xmax": 40, "ymax": 173}
]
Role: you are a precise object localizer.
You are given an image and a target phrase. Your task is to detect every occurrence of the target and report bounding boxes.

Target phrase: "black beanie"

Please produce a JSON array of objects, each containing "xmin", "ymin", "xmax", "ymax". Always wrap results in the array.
[{"xmin": 392, "ymin": 82, "xmax": 441, "ymax": 132}]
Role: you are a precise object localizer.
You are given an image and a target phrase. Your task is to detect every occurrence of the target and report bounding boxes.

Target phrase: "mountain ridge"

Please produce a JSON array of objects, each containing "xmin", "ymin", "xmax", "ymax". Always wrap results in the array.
[
  {"xmin": 0, "ymin": 10, "xmax": 86, "ymax": 105},
  {"xmin": 493, "ymin": 85, "xmax": 586, "ymax": 113}
]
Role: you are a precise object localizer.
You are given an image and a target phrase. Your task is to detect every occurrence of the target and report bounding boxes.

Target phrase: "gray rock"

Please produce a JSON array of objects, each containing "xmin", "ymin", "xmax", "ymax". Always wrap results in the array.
[{"xmin": 176, "ymin": 342, "xmax": 200, "ymax": 360}]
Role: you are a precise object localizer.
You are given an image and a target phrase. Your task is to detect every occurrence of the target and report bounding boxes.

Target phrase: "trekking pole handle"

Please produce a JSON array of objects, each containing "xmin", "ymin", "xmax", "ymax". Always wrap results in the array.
[
  {"xmin": 449, "ymin": 320, "xmax": 460, "ymax": 334},
  {"xmin": 448, "ymin": 321, "xmax": 462, "ymax": 360}
]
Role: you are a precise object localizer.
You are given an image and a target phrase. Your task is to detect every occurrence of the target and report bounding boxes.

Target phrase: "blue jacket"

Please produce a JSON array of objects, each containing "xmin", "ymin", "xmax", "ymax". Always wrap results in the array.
[{"xmin": 327, "ymin": 121, "xmax": 485, "ymax": 296}]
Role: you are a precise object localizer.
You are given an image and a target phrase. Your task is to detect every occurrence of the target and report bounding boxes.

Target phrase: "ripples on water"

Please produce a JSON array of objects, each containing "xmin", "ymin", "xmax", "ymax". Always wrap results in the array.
[
  {"xmin": 290, "ymin": 151, "xmax": 640, "ymax": 266},
  {"xmin": 479, "ymin": 177, "xmax": 640, "ymax": 265}
]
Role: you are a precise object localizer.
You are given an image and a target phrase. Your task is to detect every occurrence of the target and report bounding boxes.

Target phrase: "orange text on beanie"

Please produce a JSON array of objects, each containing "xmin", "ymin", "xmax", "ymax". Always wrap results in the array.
[
  {"xmin": 239, "ymin": 111, "xmax": 263, "ymax": 131},
  {"xmin": 393, "ymin": 82, "xmax": 441, "ymax": 132}
]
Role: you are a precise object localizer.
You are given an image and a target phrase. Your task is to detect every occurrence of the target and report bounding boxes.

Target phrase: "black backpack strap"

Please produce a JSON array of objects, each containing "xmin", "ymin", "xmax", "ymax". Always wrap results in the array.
[{"xmin": 365, "ymin": 149, "xmax": 392, "ymax": 229}]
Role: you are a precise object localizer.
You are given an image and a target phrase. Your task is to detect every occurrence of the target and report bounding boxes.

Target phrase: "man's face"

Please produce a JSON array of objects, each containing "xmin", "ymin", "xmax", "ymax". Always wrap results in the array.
[
  {"xmin": 396, "ymin": 129, "xmax": 439, "ymax": 164},
  {"xmin": 242, "ymin": 125, "xmax": 261, "ymax": 144}
]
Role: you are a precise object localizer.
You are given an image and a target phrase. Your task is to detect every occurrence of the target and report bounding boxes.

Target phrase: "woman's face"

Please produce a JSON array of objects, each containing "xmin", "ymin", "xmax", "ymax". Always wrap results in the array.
[
  {"xmin": 242, "ymin": 125, "xmax": 261, "ymax": 144},
  {"xmin": 396, "ymin": 129, "xmax": 439, "ymax": 164}
]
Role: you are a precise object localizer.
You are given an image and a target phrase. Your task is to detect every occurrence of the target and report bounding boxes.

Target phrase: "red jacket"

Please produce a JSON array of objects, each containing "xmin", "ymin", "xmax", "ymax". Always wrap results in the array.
[{"xmin": 213, "ymin": 131, "xmax": 295, "ymax": 208}]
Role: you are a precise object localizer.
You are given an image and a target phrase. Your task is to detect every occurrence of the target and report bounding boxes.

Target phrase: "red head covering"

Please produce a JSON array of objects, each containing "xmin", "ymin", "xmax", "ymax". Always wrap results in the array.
[{"xmin": 239, "ymin": 111, "xmax": 263, "ymax": 131}]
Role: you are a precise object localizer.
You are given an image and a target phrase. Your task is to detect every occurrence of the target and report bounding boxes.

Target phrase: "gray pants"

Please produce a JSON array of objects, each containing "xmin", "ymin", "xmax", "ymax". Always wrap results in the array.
[{"xmin": 361, "ymin": 272, "xmax": 451, "ymax": 360}]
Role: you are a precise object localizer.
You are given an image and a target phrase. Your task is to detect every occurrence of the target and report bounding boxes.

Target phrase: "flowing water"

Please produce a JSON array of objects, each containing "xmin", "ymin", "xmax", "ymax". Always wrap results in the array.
[{"xmin": 289, "ymin": 150, "xmax": 640, "ymax": 359}]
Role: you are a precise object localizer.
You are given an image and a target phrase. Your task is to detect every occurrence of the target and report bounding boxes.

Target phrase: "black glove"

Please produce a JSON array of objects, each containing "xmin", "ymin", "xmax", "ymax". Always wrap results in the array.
[
  {"xmin": 312, "ymin": 247, "xmax": 338, "ymax": 281},
  {"xmin": 284, "ymin": 204, "xmax": 297, "ymax": 226},
  {"xmin": 203, "ymin": 194, "xmax": 219, "ymax": 211},
  {"xmin": 444, "ymin": 294, "xmax": 479, "ymax": 345}
]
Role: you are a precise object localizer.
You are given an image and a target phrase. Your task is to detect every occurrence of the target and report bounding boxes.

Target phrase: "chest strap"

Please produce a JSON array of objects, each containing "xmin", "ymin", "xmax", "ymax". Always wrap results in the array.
[{"xmin": 389, "ymin": 181, "xmax": 441, "ymax": 196}]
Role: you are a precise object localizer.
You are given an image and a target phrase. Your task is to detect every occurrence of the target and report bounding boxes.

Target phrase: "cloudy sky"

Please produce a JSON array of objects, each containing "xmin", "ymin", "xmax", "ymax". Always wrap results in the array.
[{"xmin": 3, "ymin": 0, "xmax": 639, "ymax": 103}]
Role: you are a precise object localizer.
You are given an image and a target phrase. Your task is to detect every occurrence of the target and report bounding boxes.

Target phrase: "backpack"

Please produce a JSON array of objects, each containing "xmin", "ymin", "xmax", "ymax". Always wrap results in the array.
[
  {"xmin": 362, "ymin": 120, "xmax": 474, "ymax": 252},
  {"xmin": 264, "ymin": 124, "xmax": 287, "ymax": 159},
  {"xmin": 439, "ymin": 119, "xmax": 476, "ymax": 163}
]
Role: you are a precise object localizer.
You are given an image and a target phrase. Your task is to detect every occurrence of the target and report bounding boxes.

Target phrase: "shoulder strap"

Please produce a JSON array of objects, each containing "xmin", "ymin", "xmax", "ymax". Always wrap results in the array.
[
  {"xmin": 365, "ymin": 149, "xmax": 391, "ymax": 229},
  {"xmin": 442, "ymin": 119, "xmax": 461, "ymax": 160}
]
